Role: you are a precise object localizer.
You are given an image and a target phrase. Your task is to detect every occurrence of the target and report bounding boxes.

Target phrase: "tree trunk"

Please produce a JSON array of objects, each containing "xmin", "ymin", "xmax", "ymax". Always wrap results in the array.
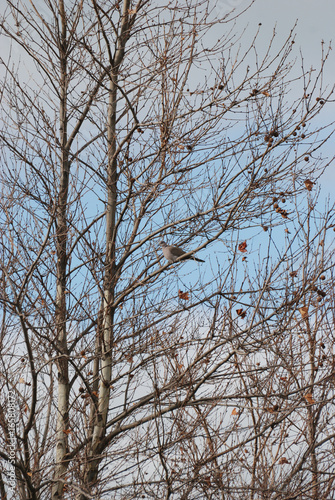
[
  {"xmin": 83, "ymin": 1, "xmax": 130, "ymax": 491},
  {"xmin": 52, "ymin": 1, "xmax": 70, "ymax": 497}
]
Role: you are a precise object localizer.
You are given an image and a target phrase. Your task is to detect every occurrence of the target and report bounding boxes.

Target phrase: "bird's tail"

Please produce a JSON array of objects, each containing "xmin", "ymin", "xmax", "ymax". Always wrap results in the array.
[
  {"xmin": 193, "ymin": 257, "xmax": 205, "ymax": 263},
  {"xmin": 179, "ymin": 254, "xmax": 205, "ymax": 263}
]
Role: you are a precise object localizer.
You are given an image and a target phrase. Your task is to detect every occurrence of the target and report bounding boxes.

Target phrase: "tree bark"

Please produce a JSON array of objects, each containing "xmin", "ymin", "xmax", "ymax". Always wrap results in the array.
[
  {"xmin": 52, "ymin": 1, "xmax": 70, "ymax": 497},
  {"xmin": 83, "ymin": 0, "xmax": 131, "ymax": 491}
]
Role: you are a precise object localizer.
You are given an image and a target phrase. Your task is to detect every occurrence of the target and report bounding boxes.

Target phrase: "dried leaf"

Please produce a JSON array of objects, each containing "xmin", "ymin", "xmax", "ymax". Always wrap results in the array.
[
  {"xmin": 178, "ymin": 290, "xmax": 189, "ymax": 301},
  {"xmin": 63, "ymin": 429, "xmax": 72, "ymax": 435},
  {"xmin": 278, "ymin": 457, "xmax": 289, "ymax": 465},
  {"xmin": 290, "ymin": 270, "xmax": 298, "ymax": 278},
  {"xmin": 204, "ymin": 476, "xmax": 211, "ymax": 486},
  {"xmin": 231, "ymin": 408, "xmax": 238, "ymax": 415},
  {"xmin": 304, "ymin": 179, "xmax": 314, "ymax": 191},
  {"xmin": 299, "ymin": 306, "xmax": 309, "ymax": 319},
  {"xmin": 265, "ymin": 405, "xmax": 279, "ymax": 413},
  {"xmin": 238, "ymin": 241, "xmax": 247, "ymax": 253},
  {"xmin": 236, "ymin": 308, "xmax": 246, "ymax": 319},
  {"xmin": 304, "ymin": 393, "xmax": 316, "ymax": 404},
  {"xmin": 262, "ymin": 91, "xmax": 270, "ymax": 97},
  {"xmin": 19, "ymin": 377, "xmax": 25, "ymax": 383}
]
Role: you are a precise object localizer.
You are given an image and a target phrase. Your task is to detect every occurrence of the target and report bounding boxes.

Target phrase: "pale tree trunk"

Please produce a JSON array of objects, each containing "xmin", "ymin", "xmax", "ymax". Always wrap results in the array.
[
  {"xmin": 52, "ymin": 1, "xmax": 70, "ymax": 497},
  {"xmin": 84, "ymin": 0, "xmax": 131, "ymax": 491},
  {"xmin": 307, "ymin": 322, "xmax": 319, "ymax": 500}
]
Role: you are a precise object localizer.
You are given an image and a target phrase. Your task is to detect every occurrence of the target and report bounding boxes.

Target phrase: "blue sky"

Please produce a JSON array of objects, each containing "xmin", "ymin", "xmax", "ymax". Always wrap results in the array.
[{"xmin": 230, "ymin": 0, "xmax": 335, "ymax": 199}]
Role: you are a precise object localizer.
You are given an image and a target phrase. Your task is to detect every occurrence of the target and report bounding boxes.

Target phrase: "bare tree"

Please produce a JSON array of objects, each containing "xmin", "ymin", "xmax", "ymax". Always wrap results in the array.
[{"xmin": 0, "ymin": 0, "xmax": 334, "ymax": 498}]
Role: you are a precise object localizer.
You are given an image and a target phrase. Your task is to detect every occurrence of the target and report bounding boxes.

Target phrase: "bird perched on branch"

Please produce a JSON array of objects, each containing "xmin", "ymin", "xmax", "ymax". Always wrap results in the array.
[{"xmin": 160, "ymin": 241, "xmax": 205, "ymax": 263}]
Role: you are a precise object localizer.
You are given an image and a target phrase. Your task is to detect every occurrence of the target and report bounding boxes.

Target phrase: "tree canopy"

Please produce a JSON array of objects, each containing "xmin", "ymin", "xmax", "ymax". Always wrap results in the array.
[{"xmin": 0, "ymin": 1, "xmax": 334, "ymax": 499}]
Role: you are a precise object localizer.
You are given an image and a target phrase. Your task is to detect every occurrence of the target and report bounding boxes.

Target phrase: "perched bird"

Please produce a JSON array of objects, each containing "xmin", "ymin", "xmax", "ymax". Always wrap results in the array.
[{"xmin": 160, "ymin": 241, "xmax": 205, "ymax": 263}]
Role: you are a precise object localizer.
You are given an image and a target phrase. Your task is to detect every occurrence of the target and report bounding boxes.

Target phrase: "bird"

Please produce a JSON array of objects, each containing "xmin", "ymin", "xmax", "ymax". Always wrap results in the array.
[{"xmin": 159, "ymin": 241, "xmax": 205, "ymax": 263}]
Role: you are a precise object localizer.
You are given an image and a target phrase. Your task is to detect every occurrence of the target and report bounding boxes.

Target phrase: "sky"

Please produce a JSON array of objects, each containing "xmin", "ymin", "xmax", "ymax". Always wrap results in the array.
[
  {"xmin": 223, "ymin": 0, "xmax": 334, "ymax": 59},
  {"xmin": 226, "ymin": 0, "xmax": 335, "ymax": 199},
  {"xmin": 233, "ymin": 0, "xmax": 334, "ymax": 86}
]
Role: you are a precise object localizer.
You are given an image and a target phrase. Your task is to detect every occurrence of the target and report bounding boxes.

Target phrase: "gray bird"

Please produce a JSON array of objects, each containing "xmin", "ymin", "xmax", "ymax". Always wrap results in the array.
[{"xmin": 160, "ymin": 241, "xmax": 204, "ymax": 263}]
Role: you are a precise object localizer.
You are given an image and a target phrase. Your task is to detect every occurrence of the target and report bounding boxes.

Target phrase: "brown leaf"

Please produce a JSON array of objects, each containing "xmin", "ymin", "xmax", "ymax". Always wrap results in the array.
[
  {"xmin": 289, "ymin": 270, "xmax": 298, "ymax": 277},
  {"xmin": 299, "ymin": 306, "xmax": 309, "ymax": 319},
  {"xmin": 304, "ymin": 393, "xmax": 316, "ymax": 404},
  {"xmin": 262, "ymin": 90, "xmax": 270, "ymax": 97},
  {"xmin": 236, "ymin": 308, "xmax": 246, "ymax": 319},
  {"xmin": 265, "ymin": 405, "xmax": 279, "ymax": 413},
  {"xmin": 278, "ymin": 457, "xmax": 289, "ymax": 465},
  {"xmin": 178, "ymin": 290, "xmax": 190, "ymax": 301},
  {"xmin": 304, "ymin": 179, "xmax": 314, "ymax": 191},
  {"xmin": 238, "ymin": 241, "xmax": 247, "ymax": 253},
  {"xmin": 231, "ymin": 408, "xmax": 238, "ymax": 415},
  {"xmin": 63, "ymin": 429, "xmax": 72, "ymax": 435},
  {"xmin": 204, "ymin": 476, "xmax": 211, "ymax": 486},
  {"xmin": 277, "ymin": 208, "xmax": 288, "ymax": 218}
]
